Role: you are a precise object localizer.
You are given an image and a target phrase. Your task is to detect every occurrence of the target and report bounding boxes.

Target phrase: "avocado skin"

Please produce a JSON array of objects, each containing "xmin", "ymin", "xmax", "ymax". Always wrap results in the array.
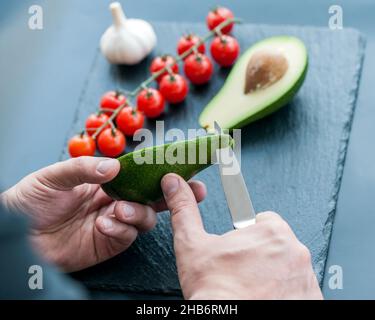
[{"xmin": 101, "ymin": 134, "xmax": 232, "ymax": 204}]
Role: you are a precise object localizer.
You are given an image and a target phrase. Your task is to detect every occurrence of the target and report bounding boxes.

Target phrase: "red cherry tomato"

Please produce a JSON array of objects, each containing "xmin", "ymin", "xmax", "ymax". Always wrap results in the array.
[
  {"xmin": 210, "ymin": 35, "xmax": 240, "ymax": 67},
  {"xmin": 85, "ymin": 113, "xmax": 110, "ymax": 136},
  {"xmin": 150, "ymin": 55, "xmax": 179, "ymax": 82},
  {"xmin": 97, "ymin": 128, "xmax": 126, "ymax": 157},
  {"xmin": 68, "ymin": 133, "xmax": 96, "ymax": 158},
  {"xmin": 206, "ymin": 7, "xmax": 234, "ymax": 34},
  {"xmin": 183, "ymin": 53, "xmax": 213, "ymax": 85},
  {"xmin": 100, "ymin": 91, "xmax": 126, "ymax": 115},
  {"xmin": 116, "ymin": 106, "xmax": 145, "ymax": 136},
  {"xmin": 177, "ymin": 34, "xmax": 205, "ymax": 58},
  {"xmin": 159, "ymin": 74, "xmax": 189, "ymax": 104},
  {"xmin": 136, "ymin": 88, "xmax": 165, "ymax": 118}
]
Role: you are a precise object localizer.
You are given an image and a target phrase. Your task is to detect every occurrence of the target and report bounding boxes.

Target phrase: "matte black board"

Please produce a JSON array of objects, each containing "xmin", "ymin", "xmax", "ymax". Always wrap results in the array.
[{"xmin": 63, "ymin": 23, "xmax": 365, "ymax": 294}]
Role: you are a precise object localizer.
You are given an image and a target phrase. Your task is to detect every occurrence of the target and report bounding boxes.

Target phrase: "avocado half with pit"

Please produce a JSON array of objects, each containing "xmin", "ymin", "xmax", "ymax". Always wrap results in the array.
[{"xmin": 199, "ymin": 36, "xmax": 308, "ymax": 131}]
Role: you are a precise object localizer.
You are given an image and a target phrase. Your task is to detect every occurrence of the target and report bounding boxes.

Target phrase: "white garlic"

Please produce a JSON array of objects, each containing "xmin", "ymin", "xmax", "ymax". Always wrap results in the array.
[{"xmin": 100, "ymin": 2, "xmax": 157, "ymax": 65}]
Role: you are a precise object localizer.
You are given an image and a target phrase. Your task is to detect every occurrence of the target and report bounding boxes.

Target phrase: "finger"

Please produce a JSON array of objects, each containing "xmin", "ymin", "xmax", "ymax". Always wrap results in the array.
[
  {"xmin": 187, "ymin": 180, "xmax": 207, "ymax": 203},
  {"xmin": 152, "ymin": 180, "xmax": 207, "ymax": 212},
  {"xmin": 90, "ymin": 187, "xmax": 115, "ymax": 211},
  {"xmin": 37, "ymin": 157, "xmax": 120, "ymax": 190},
  {"xmin": 114, "ymin": 201, "xmax": 157, "ymax": 232},
  {"xmin": 161, "ymin": 174, "xmax": 206, "ymax": 244},
  {"xmin": 256, "ymin": 211, "xmax": 283, "ymax": 223},
  {"xmin": 95, "ymin": 216, "xmax": 138, "ymax": 252}
]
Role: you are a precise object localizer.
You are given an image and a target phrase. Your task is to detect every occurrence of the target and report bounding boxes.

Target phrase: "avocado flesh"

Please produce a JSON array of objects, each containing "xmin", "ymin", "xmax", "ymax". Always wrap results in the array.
[
  {"xmin": 199, "ymin": 36, "xmax": 308, "ymax": 131},
  {"xmin": 101, "ymin": 134, "xmax": 232, "ymax": 204}
]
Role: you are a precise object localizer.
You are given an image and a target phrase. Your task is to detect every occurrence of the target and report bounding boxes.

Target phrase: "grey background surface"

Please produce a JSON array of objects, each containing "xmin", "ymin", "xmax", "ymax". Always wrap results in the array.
[{"xmin": 0, "ymin": 0, "xmax": 374, "ymax": 299}]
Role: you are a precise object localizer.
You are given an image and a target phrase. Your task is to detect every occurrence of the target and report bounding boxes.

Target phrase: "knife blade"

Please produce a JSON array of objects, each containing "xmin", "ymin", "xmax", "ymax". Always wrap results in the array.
[{"xmin": 214, "ymin": 121, "xmax": 256, "ymax": 228}]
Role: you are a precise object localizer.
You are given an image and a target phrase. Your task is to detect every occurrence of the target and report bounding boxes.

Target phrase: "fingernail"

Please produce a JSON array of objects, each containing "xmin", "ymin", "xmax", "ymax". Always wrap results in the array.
[
  {"xmin": 122, "ymin": 203, "xmax": 135, "ymax": 218},
  {"xmin": 97, "ymin": 159, "xmax": 118, "ymax": 175},
  {"xmin": 161, "ymin": 175, "xmax": 179, "ymax": 197},
  {"xmin": 101, "ymin": 217, "xmax": 113, "ymax": 230}
]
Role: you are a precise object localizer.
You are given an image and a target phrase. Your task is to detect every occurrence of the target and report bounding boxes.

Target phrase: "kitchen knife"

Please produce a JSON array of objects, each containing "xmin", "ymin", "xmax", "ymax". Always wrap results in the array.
[{"xmin": 214, "ymin": 121, "xmax": 256, "ymax": 228}]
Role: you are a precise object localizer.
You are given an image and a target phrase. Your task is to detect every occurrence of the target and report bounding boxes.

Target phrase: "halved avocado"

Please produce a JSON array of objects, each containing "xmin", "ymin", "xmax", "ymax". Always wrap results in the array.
[{"xmin": 199, "ymin": 36, "xmax": 308, "ymax": 131}]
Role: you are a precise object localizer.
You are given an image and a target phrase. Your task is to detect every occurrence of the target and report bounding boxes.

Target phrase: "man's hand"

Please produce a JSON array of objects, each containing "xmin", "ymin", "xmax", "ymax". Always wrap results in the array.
[
  {"xmin": 161, "ymin": 173, "xmax": 323, "ymax": 300},
  {"xmin": 0, "ymin": 157, "xmax": 206, "ymax": 272}
]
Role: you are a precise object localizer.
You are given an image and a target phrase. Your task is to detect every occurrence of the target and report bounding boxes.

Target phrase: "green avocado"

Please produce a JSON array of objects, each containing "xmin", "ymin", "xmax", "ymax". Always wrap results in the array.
[
  {"xmin": 101, "ymin": 134, "xmax": 232, "ymax": 204},
  {"xmin": 199, "ymin": 36, "xmax": 308, "ymax": 131}
]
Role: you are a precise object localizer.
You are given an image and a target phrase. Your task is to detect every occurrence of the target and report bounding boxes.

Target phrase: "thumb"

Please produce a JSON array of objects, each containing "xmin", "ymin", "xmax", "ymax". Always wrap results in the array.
[
  {"xmin": 36, "ymin": 156, "xmax": 120, "ymax": 190},
  {"xmin": 161, "ymin": 173, "xmax": 206, "ymax": 245}
]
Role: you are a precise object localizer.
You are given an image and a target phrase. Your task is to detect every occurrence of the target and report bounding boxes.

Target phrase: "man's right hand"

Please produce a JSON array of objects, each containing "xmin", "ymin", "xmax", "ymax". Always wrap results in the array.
[{"xmin": 161, "ymin": 173, "xmax": 323, "ymax": 300}]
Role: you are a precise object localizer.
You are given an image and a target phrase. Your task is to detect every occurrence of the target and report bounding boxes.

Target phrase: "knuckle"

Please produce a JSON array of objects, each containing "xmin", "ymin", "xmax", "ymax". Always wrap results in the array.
[
  {"xmin": 71, "ymin": 156, "xmax": 85, "ymax": 170},
  {"xmin": 70, "ymin": 157, "xmax": 87, "ymax": 181},
  {"xmin": 113, "ymin": 202, "xmax": 125, "ymax": 220},
  {"xmin": 263, "ymin": 218, "xmax": 287, "ymax": 237},
  {"xmin": 296, "ymin": 243, "xmax": 312, "ymax": 265},
  {"xmin": 263, "ymin": 222, "xmax": 277, "ymax": 237}
]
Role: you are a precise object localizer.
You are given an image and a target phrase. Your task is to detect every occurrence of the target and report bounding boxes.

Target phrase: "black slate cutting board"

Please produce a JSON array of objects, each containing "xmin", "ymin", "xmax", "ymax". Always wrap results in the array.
[{"xmin": 62, "ymin": 22, "xmax": 365, "ymax": 294}]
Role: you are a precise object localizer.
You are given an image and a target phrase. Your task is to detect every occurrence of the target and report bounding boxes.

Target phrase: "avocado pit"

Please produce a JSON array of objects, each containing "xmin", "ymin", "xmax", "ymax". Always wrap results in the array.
[{"xmin": 244, "ymin": 50, "xmax": 289, "ymax": 94}]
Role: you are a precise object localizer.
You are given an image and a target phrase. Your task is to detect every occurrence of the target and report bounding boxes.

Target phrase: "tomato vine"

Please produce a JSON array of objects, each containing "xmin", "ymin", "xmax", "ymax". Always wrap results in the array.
[{"xmin": 68, "ymin": 12, "xmax": 241, "ymax": 158}]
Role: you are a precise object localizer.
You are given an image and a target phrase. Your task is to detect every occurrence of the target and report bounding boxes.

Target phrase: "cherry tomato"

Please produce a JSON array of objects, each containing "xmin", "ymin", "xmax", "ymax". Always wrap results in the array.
[
  {"xmin": 68, "ymin": 133, "xmax": 96, "ymax": 158},
  {"xmin": 116, "ymin": 106, "xmax": 145, "ymax": 136},
  {"xmin": 85, "ymin": 113, "xmax": 110, "ymax": 136},
  {"xmin": 210, "ymin": 35, "xmax": 240, "ymax": 67},
  {"xmin": 206, "ymin": 7, "xmax": 234, "ymax": 34},
  {"xmin": 97, "ymin": 128, "xmax": 126, "ymax": 157},
  {"xmin": 136, "ymin": 88, "xmax": 165, "ymax": 118},
  {"xmin": 159, "ymin": 74, "xmax": 189, "ymax": 104},
  {"xmin": 100, "ymin": 91, "xmax": 126, "ymax": 115},
  {"xmin": 150, "ymin": 55, "xmax": 179, "ymax": 83},
  {"xmin": 177, "ymin": 34, "xmax": 205, "ymax": 58},
  {"xmin": 183, "ymin": 53, "xmax": 213, "ymax": 85}
]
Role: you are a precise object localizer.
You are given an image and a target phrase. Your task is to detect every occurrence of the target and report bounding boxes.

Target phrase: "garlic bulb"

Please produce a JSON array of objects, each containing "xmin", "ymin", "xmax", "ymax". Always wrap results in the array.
[{"xmin": 100, "ymin": 2, "xmax": 157, "ymax": 65}]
